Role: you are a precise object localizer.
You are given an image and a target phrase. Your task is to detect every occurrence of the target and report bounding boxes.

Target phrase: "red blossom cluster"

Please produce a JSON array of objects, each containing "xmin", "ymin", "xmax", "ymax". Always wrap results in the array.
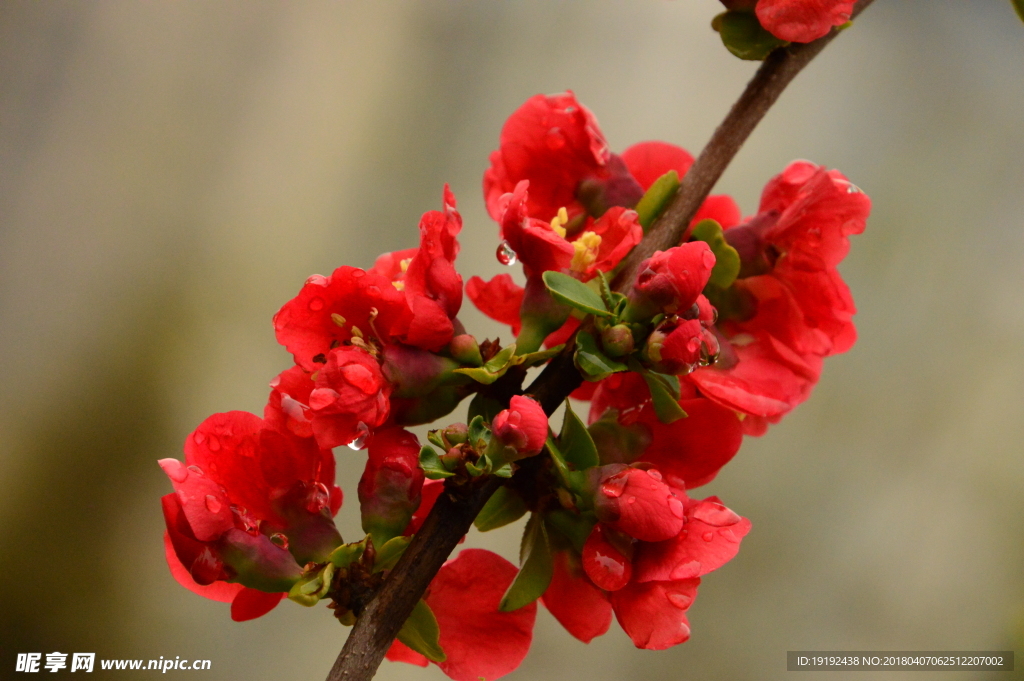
[{"xmin": 158, "ymin": 88, "xmax": 867, "ymax": 681}]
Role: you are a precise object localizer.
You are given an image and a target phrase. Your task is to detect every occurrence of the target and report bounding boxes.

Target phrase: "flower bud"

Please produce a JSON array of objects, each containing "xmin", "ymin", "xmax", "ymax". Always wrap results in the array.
[
  {"xmin": 626, "ymin": 242, "xmax": 715, "ymax": 320},
  {"xmin": 593, "ymin": 467, "xmax": 685, "ymax": 543},
  {"xmin": 308, "ymin": 347, "xmax": 390, "ymax": 450},
  {"xmin": 600, "ymin": 324, "xmax": 635, "ymax": 358},
  {"xmin": 644, "ymin": 318, "xmax": 703, "ymax": 375},
  {"xmin": 357, "ymin": 428, "xmax": 425, "ymax": 546},
  {"xmin": 491, "ymin": 395, "xmax": 548, "ymax": 460},
  {"xmin": 442, "ymin": 422, "xmax": 469, "ymax": 446},
  {"xmin": 449, "ymin": 334, "xmax": 483, "ymax": 366}
]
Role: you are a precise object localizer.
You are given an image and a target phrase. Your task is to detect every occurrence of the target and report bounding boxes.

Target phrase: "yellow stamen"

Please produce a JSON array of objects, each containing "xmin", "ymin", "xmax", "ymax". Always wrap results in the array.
[
  {"xmin": 399, "ymin": 257, "xmax": 412, "ymax": 273},
  {"xmin": 550, "ymin": 206, "xmax": 569, "ymax": 238},
  {"xmin": 392, "ymin": 280, "xmax": 405, "ymax": 291},
  {"xmin": 570, "ymin": 231, "xmax": 602, "ymax": 274},
  {"xmin": 350, "ymin": 326, "xmax": 364, "ymax": 339},
  {"xmin": 331, "ymin": 313, "xmax": 347, "ymax": 327}
]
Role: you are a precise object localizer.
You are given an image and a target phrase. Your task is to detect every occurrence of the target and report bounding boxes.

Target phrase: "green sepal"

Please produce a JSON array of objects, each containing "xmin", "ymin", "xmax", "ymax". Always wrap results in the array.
[
  {"xmin": 426, "ymin": 430, "xmax": 446, "ymax": 449},
  {"xmin": 546, "ymin": 509, "xmax": 597, "ymax": 553},
  {"xmin": 396, "ymin": 600, "xmax": 446, "ymax": 663},
  {"xmin": 468, "ymin": 415, "xmax": 490, "ymax": 450},
  {"xmin": 372, "ymin": 535, "xmax": 411, "ymax": 573},
  {"xmin": 453, "ymin": 343, "xmax": 517, "ymax": 384},
  {"xmin": 574, "ymin": 331, "xmax": 628, "ymax": 381},
  {"xmin": 542, "ymin": 271, "xmax": 614, "ymax": 318},
  {"xmin": 635, "ymin": 170, "xmax": 681, "ymax": 232},
  {"xmin": 545, "ymin": 436, "xmax": 588, "ymax": 495},
  {"xmin": 558, "ymin": 401, "xmax": 599, "ymax": 471},
  {"xmin": 493, "ymin": 463, "xmax": 514, "ymax": 478},
  {"xmin": 287, "ymin": 562, "xmax": 335, "ymax": 608},
  {"xmin": 518, "ymin": 345, "xmax": 565, "ymax": 368},
  {"xmin": 419, "ymin": 445, "xmax": 455, "ymax": 479},
  {"xmin": 499, "ymin": 513, "xmax": 554, "ymax": 612},
  {"xmin": 639, "ymin": 369, "xmax": 687, "ymax": 424},
  {"xmin": 713, "ymin": 10, "xmax": 789, "ymax": 61},
  {"xmin": 690, "ymin": 219, "xmax": 741, "ymax": 289},
  {"xmin": 328, "ymin": 538, "xmax": 367, "ymax": 569},
  {"xmin": 474, "ymin": 486, "xmax": 529, "ymax": 532}
]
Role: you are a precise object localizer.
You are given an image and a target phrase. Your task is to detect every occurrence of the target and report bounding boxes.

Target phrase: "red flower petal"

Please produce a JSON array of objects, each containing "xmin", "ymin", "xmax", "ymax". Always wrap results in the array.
[
  {"xmin": 162, "ymin": 531, "xmax": 242, "ymax": 603},
  {"xmin": 466, "ymin": 274, "xmax": 525, "ymax": 336},
  {"xmin": 610, "ymin": 578, "xmax": 700, "ymax": 650},
  {"xmin": 230, "ymin": 588, "xmax": 285, "ymax": 622},
  {"xmin": 756, "ymin": 0, "xmax": 854, "ymax": 43},
  {"xmin": 385, "ymin": 640, "xmax": 429, "ymax": 667},
  {"xmin": 582, "ymin": 524, "xmax": 632, "ymax": 592},
  {"xmin": 596, "ymin": 468, "xmax": 685, "ymax": 542},
  {"xmin": 541, "ymin": 550, "xmax": 612, "ymax": 643},
  {"xmin": 620, "ymin": 141, "xmax": 694, "ymax": 191}
]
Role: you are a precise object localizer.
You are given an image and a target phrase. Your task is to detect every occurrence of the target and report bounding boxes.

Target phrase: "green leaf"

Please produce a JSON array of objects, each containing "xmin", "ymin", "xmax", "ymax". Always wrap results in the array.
[
  {"xmin": 396, "ymin": 600, "xmax": 446, "ymax": 663},
  {"xmin": 574, "ymin": 331, "xmax": 628, "ymax": 381},
  {"xmin": 1014, "ymin": 0, "xmax": 1024, "ymax": 23},
  {"xmin": 542, "ymin": 271, "xmax": 614, "ymax": 318},
  {"xmin": 690, "ymin": 219, "xmax": 741, "ymax": 289},
  {"xmin": 647, "ymin": 370, "xmax": 681, "ymax": 400},
  {"xmin": 713, "ymin": 10, "xmax": 789, "ymax": 61},
  {"xmin": 468, "ymin": 415, "xmax": 490, "ymax": 450},
  {"xmin": 499, "ymin": 513, "xmax": 554, "ymax": 612},
  {"xmin": 372, "ymin": 535, "xmax": 411, "ymax": 573},
  {"xmin": 641, "ymin": 370, "xmax": 687, "ymax": 424},
  {"xmin": 328, "ymin": 539, "xmax": 367, "ymax": 569},
  {"xmin": 558, "ymin": 401, "xmax": 599, "ymax": 471},
  {"xmin": 634, "ymin": 170, "xmax": 680, "ymax": 232},
  {"xmin": 475, "ymin": 486, "xmax": 529, "ymax": 532},
  {"xmin": 419, "ymin": 445, "xmax": 454, "ymax": 479},
  {"xmin": 453, "ymin": 344, "xmax": 519, "ymax": 384},
  {"xmin": 517, "ymin": 344, "xmax": 564, "ymax": 368},
  {"xmin": 484, "ymin": 344, "xmax": 517, "ymax": 372}
]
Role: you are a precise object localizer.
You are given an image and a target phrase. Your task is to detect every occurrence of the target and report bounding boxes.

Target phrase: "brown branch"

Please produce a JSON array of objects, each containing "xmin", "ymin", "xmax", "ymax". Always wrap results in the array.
[{"xmin": 325, "ymin": 4, "xmax": 873, "ymax": 679}]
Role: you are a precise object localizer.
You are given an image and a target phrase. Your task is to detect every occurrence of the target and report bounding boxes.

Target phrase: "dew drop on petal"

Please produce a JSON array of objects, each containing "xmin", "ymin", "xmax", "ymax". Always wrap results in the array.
[
  {"xmin": 190, "ymin": 547, "xmax": 223, "ymax": 586},
  {"xmin": 846, "ymin": 183, "xmax": 861, "ymax": 194},
  {"xmin": 186, "ymin": 464, "xmax": 205, "ymax": 477},
  {"xmin": 205, "ymin": 495, "xmax": 222, "ymax": 513},
  {"xmin": 207, "ymin": 435, "xmax": 221, "ymax": 452},
  {"xmin": 545, "ymin": 128, "xmax": 566, "ymax": 150},
  {"xmin": 231, "ymin": 506, "xmax": 260, "ymax": 535},
  {"xmin": 647, "ymin": 469, "xmax": 663, "ymax": 482},
  {"xmin": 669, "ymin": 560, "xmax": 701, "ymax": 580},
  {"xmin": 308, "ymin": 297, "xmax": 325, "ymax": 311},
  {"xmin": 702, "ymin": 250, "xmax": 716, "ymax": 269},
  {"xmin": 667, "ymin": 591, "xmax": 694, "ymax": 610},
  {"xmin": 600, "ymin": 472, "xmax": 628, "ymax": 499},
  {"xmin": 306, "ymin": 482, "xmax": 331, "ymax": 514},
  {"xmin": 626, "ymin": 496, "xmax": 636, "ymax": 505},
  {"xmin": 347, "ymin": 422, "xmax": 370, "ymax": 450},
  {"xmin": 366, "ymin": 285, "xmax": 380, "ymax": 297},
  {"xmin": 193, "ymin": 431, "xmax": 206, "ymax": 445},
  {"xmin": 166, "ymin": 464, "xmax": 189, "ymax": 483},
  {"xmin": 270, "ymin": 533, "xmax": 290, "ymax": 550},
  {"xmin": 496, "ymin": 240, "xmax": 518, "ymax": 266},
  {"xmin": 702, "ymin": 531, "xmax": 714, "ymax": 542},
  {"xmin": 692, "ymin": 502, "xmax": 741, "ymax": 527},
  {"xmin": 668, "ymin": 497, "xmax": 685, "ymax": 519}
]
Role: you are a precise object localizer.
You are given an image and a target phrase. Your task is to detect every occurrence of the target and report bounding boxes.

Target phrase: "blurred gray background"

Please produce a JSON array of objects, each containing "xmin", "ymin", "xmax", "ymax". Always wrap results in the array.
[{"xmin": 2, "ymin": 1, "xmax": 1023, "ymax": 679}]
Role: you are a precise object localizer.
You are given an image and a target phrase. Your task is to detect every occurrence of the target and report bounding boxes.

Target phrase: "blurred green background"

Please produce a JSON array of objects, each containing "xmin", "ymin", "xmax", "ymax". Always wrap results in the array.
[{"xmin": 2, "ymin": 1, "xmax": 1023, "ymax": 679}]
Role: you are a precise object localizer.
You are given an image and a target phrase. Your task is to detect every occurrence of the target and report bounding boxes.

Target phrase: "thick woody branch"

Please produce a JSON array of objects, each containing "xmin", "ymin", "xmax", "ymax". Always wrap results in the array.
[{"xmin": 326, "ymin": 3, "xmax": 874, "ymax": 679}]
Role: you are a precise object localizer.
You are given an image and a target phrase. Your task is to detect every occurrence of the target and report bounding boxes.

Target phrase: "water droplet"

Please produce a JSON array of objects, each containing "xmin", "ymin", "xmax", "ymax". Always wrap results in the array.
[
  {"xmin": 647, "ymin": 469, "xmax": 663, "ymax": 482},
  {"xmin": 701, "ymin": 531, "xmax": 714, "ymax": 542},
  {"xmin": 600, "ymin": 472, "xmax": 628, "ymax": 498},
  {"xmin": 207, "ymin": 435, "xmax": 221, "ymax": 452},
  {"xmin": 205, "ymin": 495, "xmax": 222, "ymax": 513},
  {"xmin": 496, "ymin": 240, "xmax": 518, "ymax": 266},
  {"xmin": 270, "ymin": 533, "xmax": 290, "ymax": 550},
  {"xmin": 306, "ymin": 482, "xmax": 331, "ymax": 514},
  {"xmin": 231, "ymin": 506, "xmax": 260, "ymax": 535},
  {"xmin": 166, "ymin": 464, "xmax": 189, "ymax": 483},
  {"xmin": 366, "ymin": 285, "xmax": 381, "ymax": 297},
  {"xmin": 347, "ymin": 422, "xmax": 370, "ymax": 450},
  {"xmin": 351, "ymin": 269, "xmax": 365, "ymax": 278},
  {"xmin": 702, "ymin": 250, "xmax": 716, "ymax": 269},
  {"xmin": 545, "ymin": 128, "xmax": 566, "ymax": 150},
  {"xmin": 190, "ymin": 547, "xmax": 223, "ymax": 586},
  {"xmin": 626, "ymin": 495, "xmax": 636, "ymax": 505},
  {"xmin": 692, "ymin": 501, "xmax": 741, "ymax": 527},
  {"xmin": 669, "ymin": 560, "xmax": 701, "ymax": 580},
  {"xmin": 308, "ymin": 297, "xmax": 325, "ymax": 311},
  {"xmin": 187, "ymin": 465, "xmax": 205, "ymax": 476},
  {"xmin": 846, "ymin": 183, "xmax": 861, "ymax": 194},
  {"xmin": 193, "ymin": 431, "xmax": 206, "ymax": 445},
  {"xmin": 668, "ymin": 497, "xmax": 685, "ymax": 519},
  {"xmin": 667, "ymin": 591, "xmax": 694, "ymax": 610}
]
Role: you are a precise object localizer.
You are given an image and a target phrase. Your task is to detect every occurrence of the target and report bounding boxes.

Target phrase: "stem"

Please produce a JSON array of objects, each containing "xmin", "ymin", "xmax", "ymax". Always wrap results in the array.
[{"xmin": 325, "ymin": 4, "xmax": 874, "ymax": 679}]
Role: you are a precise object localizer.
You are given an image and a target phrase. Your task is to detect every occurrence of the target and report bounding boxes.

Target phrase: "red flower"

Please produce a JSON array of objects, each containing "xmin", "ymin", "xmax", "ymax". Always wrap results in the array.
[
  {"xmin": 589, "ymin": 372, "xmax": 743, "ymax": 490},
  {"xmin": 307, "ymin": 347, "xmax": 391, "ymax": 450},
  {"xmin": 160, "ymin": 411, "xmax": 342, "ymax": 620},
  {"xmin": 629, "ymin": 242, "xmax": 717, "ymax": 316},
  {"xmin": 386, "ymin": 549, "xmax": 537, "ymax": 681},
  {"xmin": 593, "ymin": 467, "xmax": 685, "ymax": 543},
  {"xmin": 688, "ymin": 161, "xmax": 869, "ymax": 424},
  {"xmin": 755, "ymin": 0, "xmax": 854, "ymax": 43},
  {"xmin": 370, "ymin": 185, "xmax": 464, "ymax": 350},
  {"xmin": 491, "ymin": 395, "xmax": 549, "ymax": 459}
]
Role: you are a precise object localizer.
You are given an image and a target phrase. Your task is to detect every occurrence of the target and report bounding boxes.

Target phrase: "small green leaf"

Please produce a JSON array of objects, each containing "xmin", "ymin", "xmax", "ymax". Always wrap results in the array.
[
  {"xmin": 690, "ymin": 219, "xmax": 741, "ymax": 289},
  {"xmin": 475, "ymin": 486, "xmax": 529, "ymax": 532},
  {"xmin": 634, "ymin": 170, "xmax": 680, "ymax": 231},
  {"xmin": 396, "ymin": 600, "xmax": 446, "ymax": 663},
  {"xmin": 713, "ymin": 10, "xmax": 789, "ymax": 61},
  {"xmin": 453, "ymin": 344, "xmax": 519, "ymax": 384},
  {"xmin": 517, "ymin": 345, "xmax": 564, "ymax": 368},
  {"xmin": 372, "ymin": 535, "xmax": 411, "ymax": 573},
  {"xmin": 641, "ymin": 370, "xmax": 687, "ymax": 424},
  {"xmin": 328, "ymin": 539, "xmax": 367, "ymax": 569},
  {"xmin": 647, "ymin": 370, "xmax": 681, "ymax": 400},
  {"xmin": 468, "ymin": 415, "xmax": 490, "ymax": 450},
  {"xmin": 499, "ymin": 513, "xmax": 554, "ymax": 612},
  {"xmin": 542, "ymin": 271, "xmax": 614, "ymax": 318},
  {"xmin": 484, "ymin": 344, "xmax": 517, "ymax": 372},
  {"xmin": 559, "ymin": 401, "xmax": 599, "ymax": 471},
  {"xmin": 574, "ymin": 331, "xmax": 628, "ymax": 381},
  {"xmin": 419, "ymin": 445, "xmax": 454, "ymax": 479},
  {"xmin": 1014, "ymin": 0, "xmax": 1024, "ymax": 23}
]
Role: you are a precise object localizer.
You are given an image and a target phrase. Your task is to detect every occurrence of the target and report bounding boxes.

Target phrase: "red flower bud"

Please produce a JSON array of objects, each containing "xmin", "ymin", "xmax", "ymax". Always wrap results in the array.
[
  {"xmin": 629, "ymin": 242, "xmax": 716, "ymax": 318},
  {"xmin": 357, "ymin": 428, "xmax": 425, "ymax": 545},
  {"xmin": 594, "ymin": 467, "xmax": 686, "ymax": 543},
  {"xmin": 308, "ymin": 347, "xmax": 390, "ymax": 450},
  {"xmin": 491, "ymin": 395, "xmax": 548, "ymax": 459}
]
